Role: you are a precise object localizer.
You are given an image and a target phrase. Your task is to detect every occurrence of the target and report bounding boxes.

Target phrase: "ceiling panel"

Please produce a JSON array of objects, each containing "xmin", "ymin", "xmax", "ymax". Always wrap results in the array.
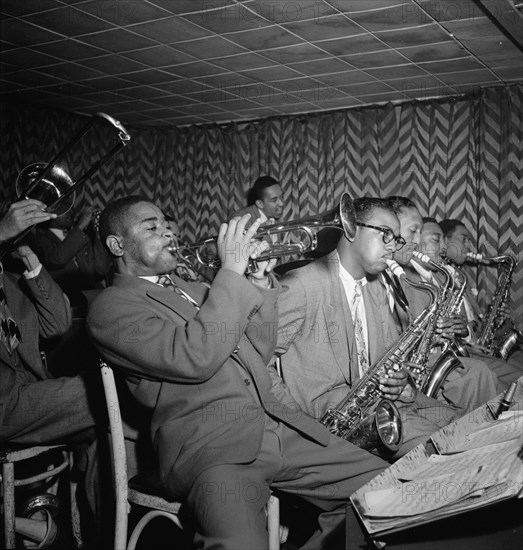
[{"xmin": 0, "ymin": 0, "xmax": 522, "ymax": 127}]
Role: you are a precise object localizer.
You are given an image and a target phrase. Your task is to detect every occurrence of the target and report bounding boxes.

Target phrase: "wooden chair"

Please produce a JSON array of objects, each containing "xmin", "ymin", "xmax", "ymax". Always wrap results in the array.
[
  {"xmin": 0, "ymin": 444, "xmax": 82, "ymax": 549},
  {"xmin": 100, "ymin": 359, "xmax": 282, "ymax": 549}
]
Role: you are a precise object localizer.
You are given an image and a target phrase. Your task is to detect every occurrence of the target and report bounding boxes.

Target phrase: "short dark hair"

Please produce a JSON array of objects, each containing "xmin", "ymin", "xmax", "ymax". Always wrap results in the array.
[
  {"xmin": 247, "ymin": 176, "xmax": 280, "ymax": 206},
  {"xmin": 422, "ymin": 216, "xmax": 439, "ymax": 225},
  {"xmin": 354, "ymin": 197, "xmax": 394, "ymax": 223},
  {"xmin": 98, "ymin": 195, "xmax": 148, "ymax": 248},
  {"xmin": 439, "ymin": 218, "xmax": 465, "ymax": 237},
  {"xmin": 386, "ymin": 195, "xmax": 416, "ymax": 214}
]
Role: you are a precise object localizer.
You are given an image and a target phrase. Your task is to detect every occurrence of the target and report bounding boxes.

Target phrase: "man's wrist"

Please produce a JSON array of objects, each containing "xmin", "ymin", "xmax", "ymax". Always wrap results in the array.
[{"xmin": 248, "ymin": 275, "xmax": 272, "ymax": 289}]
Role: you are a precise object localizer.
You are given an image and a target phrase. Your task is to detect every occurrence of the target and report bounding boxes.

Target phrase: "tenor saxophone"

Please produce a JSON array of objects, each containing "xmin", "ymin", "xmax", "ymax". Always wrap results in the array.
[
  {"xmin": 410, "ymin": 251, "xmax": 464, "ymax": 398},
  {"xmin": 471, "ymin": 254, "xmax": 522, "ymax": 360},
  {"xmin": 320, "ymin": 260, "xmax": 437, "ymax": 453}
]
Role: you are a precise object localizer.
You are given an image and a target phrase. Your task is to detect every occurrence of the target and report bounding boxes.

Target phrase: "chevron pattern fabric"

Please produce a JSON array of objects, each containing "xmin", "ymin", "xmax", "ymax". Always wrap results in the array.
[{"xmin": 1, "ymin": 85, "xmax": 521, "ymax": 328}]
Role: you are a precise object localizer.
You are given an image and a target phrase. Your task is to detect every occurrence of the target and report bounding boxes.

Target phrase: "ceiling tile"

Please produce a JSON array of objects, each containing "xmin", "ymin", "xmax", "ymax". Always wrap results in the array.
[
  {"xmin": 239, "ymin": 65, "xmax": 303, "ymax": 82},
  {"xmin": 0, "ymin": 47, "xmax": 61, "ymax": 69},
  {"xmin": 79, "ymin": 29, "xmax": 158, "ymax": 52},
  {"xmin": 436, "ymin": 69, "xmax": 500, "ymax": 86},
  {"xmin": 2, "ymin": 69, "xmax": 61, "ymax": 87},
  {"xmin": 243, "ymin": 0, "xmax": 338, "ymax": 24},
  {"xmin": 283, "ymin": 14, "xmax": 362, "ymax": 41},
  {"xmin": 0, "ymin": 19, "xmax": 64, "ymax": 45},
  {"xmin": 259, "ymin": 43, "xmax": 327, "ymax": 64},
  {"xmin": 182, "ymin": 6, "xmax": 270, "ymax": 33},
  {"xmin": 416, "ymin": 0, "xmax": 488, "ymax": 23},
  {"xmin": 0, "ymin": 1, "xmax": 64, "ymax": 17},
  {"xmin": 376, "ymin": 23, "xmax": 452, "ymax": 48},
  {"xmin": 155, "ymin": 80, "xmax": 210, "ymax": 95},
  {"xmin": 338, "ymin": 80, "xmax": 394, "ymax": 96},
  {"xmin": 207, "ymin": 98, "xmax": 261, "ymax": 111},
  {"xmin": 24, "ymin": 6, "xmax": 115, "ymax": 37},
  {"xmin": 171, "ymin": 36, "xmax": 247, "ymax": 59},
  {"xmin": 398, "ymin": 41, "xmax": 468, "ymax": 63},
  {"xmin": 129, "ymin": 16, "xmax": 211, "ymax": 43},
  {"xmin": 162, "ymin": 61, "xmax": 225, "ymax": 78},
  {"xmin": 314, "ymin": 33, "xmax": 385, "ymax": 56},
  {"xmin": 270, "ymin": 76, "xmax": 325, "ymax": 93},
  {"xmin": 146, "ymin": 1, "xmax": 234, "ymax": 16},
  {"xmin": 226, "ymin": 25, "xmax": 302, "ymax": 50},
  {"xmin": 196, "ymin": 88, "xmax": 237, "ymax": 102},
  {"xmin": 347, "ymin": 4, "xmax": 424, "ymax": 31},
  {"xmin": 314, "ymin": 70, "xmax": 377, "ymax": 87},
  {"xmin": 79, "ymin": 54, "xmax": 147, "ymax": 73},
  {"xmin": 149, "ymin": 95, "xmax": 200, "ymax": 107},
  {"xmin": 75, "ymin": 0, "xmax": 173, "ymax": 25},
  {"xmin": 211, "ymin": 52, "xmax": 274, "ymax": 71},
  {"xmin": 289, "ymin": 86, "xmax": 348, "ymax": 103},
  {"xmin": 35, "ymin": 62, "xmax": 103, "ymax": 80},
  {"xmin": 288, "ymin": 57, "xmax": 352, "ymax": 75},
  {"xmin": 121, "ymin": 45, "xmax": 194, "ymax": 66},
  {"xmin": 366, "ymin": 64, "xmax": 428, "ymax": 80},
  {"xmin": 115, "ymin": 85, "xmax": 168, "ymax": 99},
  {"xmin": 32, "ymin": 39, "xmax": 108, "ymax": 60},
  {"xmin": 419, "ymin": 57, "xmax": 485, "ymax": 74},
  {"xmin": 195, "ymin": 72, "xmax": 254, "ymax": 87},
  {"xmin": 40, "ymin": 81, "xmax": 96, "ymax": 95},
  {"xmin": 340, "ymin": 49, "xmax": 409, "ymax": 69},
  {"xmin": 117, "ymin": 69, "xmax": 178, "ymax": 85}
]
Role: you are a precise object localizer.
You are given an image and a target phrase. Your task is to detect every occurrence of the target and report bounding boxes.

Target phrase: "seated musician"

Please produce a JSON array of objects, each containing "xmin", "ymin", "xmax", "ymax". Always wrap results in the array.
[
  {"xmin": 430, "ymin": 218, "xmax": 523, "ymax": 385},
  {"xmin": 270, "ymin": 197, "xmax": 458, "ymax": 460},
  {"xmin": 0, "ymin": 199, "xmax": 103, "ymax": 540},
  {"xmin": 87, "ymin": 195, "xmax": 388, "ymax": 550},
  {"xmin": 385, "ymin": 197, "xmax": 501, "ymax": 412}
]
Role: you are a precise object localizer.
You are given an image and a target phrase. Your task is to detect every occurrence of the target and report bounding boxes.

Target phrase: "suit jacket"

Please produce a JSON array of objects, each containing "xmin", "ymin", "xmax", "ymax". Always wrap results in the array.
[
  {"xmin": 0, "ymin": 267, "xmax": 72, "ymax": 426},
  {"xmin": 229, "ymin": 204, "xmax": 263, "ymax": 225},
  {"xmin": 30, "ymin": 227, "xmax": 111, "ymax": 305},
  {"xmin": 87, "ymin": 269, "xmax": 331, "ymax": 499},
  {"xmin": 272, "ymin": 251, "xmax": 399, "ymax": 418}
]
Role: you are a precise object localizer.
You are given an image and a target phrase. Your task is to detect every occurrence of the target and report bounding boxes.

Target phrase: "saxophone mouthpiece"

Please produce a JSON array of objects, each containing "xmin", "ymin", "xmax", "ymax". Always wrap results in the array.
[
  {"xmin": 412, "ymin": 250, "xmax": 431, "ymax": 264},
  {"xmin": 466, "ymin": 252, "xmax": 484, "ymax": 262},
  {"xmin": 385, "ymin": 258, "xmax": 405, "ymax": 277}
]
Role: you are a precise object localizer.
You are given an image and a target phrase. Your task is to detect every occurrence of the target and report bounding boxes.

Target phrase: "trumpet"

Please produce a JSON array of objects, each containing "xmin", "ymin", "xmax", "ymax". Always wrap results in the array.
[
  {"xmin": 1, "ymin": 112, "xmax": 130, "ymax": 257},
  {"xmin": 178, "ymin": 192, "xmax": 356, "ymax": 272}
]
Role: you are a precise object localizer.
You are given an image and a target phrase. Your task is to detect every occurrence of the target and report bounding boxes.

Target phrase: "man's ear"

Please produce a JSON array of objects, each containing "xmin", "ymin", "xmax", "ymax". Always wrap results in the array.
[
  {"xmin": 106, "ymin": 235, "xmax": 124, "ymax": 257},
  {"xmin": 255, "ymin": 199, "xmax": 264, "ymax": 211}
]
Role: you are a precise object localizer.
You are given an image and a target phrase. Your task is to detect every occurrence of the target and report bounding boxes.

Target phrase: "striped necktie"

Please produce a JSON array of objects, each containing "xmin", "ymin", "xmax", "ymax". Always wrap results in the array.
[
  {"xmin": 157, "ymin": 274, "xmax": 200, "ymax": 310},
  {"xmin": 351, "ymin": 280, "xmax": 369, "ymax": 374},
  {"xmin": 0, "ymin": 269, "xmax": 21, "ymax": 354}
]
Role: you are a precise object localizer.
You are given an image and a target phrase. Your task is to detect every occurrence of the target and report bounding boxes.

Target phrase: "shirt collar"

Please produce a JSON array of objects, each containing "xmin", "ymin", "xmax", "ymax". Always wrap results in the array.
[{"xmin": 337, "ymin": 252, "xmax": 367, "ymax": 289}]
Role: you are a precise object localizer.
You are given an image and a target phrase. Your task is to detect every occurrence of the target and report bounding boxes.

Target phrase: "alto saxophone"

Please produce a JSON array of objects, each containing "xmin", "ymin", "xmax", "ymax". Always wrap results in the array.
[
  {"xmin": 320, "ymin": 260, "xmax": 437, "ymax": 453},
  {"xmin": 409, "ymin": 252, "xmax": 465, "ymax": 398},
  {"xmin": 470, "ymin": 254, "xmax": 522, "ymax": 360}
]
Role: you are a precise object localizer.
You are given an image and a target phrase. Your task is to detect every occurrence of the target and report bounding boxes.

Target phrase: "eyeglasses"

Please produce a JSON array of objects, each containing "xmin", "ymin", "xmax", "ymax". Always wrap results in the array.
[{"xmin": 356, "ymin": 223, "xmax": 406, "ymax": 250}]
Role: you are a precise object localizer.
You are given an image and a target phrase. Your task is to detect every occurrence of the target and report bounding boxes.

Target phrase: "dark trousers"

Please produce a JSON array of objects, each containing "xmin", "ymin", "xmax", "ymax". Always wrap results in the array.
[{"xmin": 185, "ymin": 415, "xmax": 387, "ymax": 550}]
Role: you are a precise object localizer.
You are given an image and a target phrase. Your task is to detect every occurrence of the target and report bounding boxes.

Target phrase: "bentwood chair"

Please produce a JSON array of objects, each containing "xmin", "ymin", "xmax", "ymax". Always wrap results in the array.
[
  {"xmin": 100, "ymin": 359, "xmax": 282, "ymax": 549},
  {"xmin": 0, "ymin": 444, "xmax": 82, "ymax": 549}
]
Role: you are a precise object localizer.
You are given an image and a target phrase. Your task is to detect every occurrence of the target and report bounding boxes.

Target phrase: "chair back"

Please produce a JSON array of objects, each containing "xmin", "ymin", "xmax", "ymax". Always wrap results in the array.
[{"xmin": 100, "ymin": 359, "xmax": 129, "ymax": 549}]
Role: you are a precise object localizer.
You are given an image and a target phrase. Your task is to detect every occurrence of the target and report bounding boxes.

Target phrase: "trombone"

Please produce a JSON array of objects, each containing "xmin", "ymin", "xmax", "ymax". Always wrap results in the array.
[
  {"xmin": 177, "ymin": 192, "xmax": 356, "ymax": 272},
  {"xmin": 1, "ymin": 112, "xmax": 130, "ymax": 256}
]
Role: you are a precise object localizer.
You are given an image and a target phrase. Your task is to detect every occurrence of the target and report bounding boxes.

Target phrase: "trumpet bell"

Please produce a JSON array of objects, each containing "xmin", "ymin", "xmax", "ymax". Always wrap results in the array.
[{"xmin": 16, "ymin": 162, "xmax": 75, "ymax": 217}]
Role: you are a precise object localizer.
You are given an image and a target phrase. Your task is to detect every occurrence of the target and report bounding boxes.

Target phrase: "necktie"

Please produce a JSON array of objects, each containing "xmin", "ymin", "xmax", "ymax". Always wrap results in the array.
[
  {"xmin": 351, "ymin": 280, "xmax": 369, "ymax": 374},
  {"xmin": 157, "ymin": 274, "xmax": 200, "ymax": 310},
  {"xmin": 0, "ymin": 269, "xmax": 21, "ymax": 354}
]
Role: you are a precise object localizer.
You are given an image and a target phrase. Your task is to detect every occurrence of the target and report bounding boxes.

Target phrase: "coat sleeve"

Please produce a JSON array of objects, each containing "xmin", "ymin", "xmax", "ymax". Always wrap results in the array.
[
  {"xmin": 88, "ymin": 270, "xmax": 275, "ymax": 384},
  {"xmin": 23, "ymin": 267, "xmax": 72, "ymax": 338},
  {"xmin": 31, "ymin": 228, "xmax": 90, "ymax": 269}
]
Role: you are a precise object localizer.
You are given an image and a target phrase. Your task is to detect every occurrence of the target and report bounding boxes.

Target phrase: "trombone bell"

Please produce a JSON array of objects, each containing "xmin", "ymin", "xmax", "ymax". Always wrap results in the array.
[{"xmin": 16, "ymin": 163, "xmax": 75, "ymax": 217}]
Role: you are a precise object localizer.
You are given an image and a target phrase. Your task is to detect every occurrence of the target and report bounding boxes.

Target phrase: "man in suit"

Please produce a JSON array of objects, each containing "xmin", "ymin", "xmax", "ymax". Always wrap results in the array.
[
  {"xmin": 270, "ymin": 197, "xmax": 457, "ymax": 459},
  {"xmin": 419, "ymin": 216, "xmax": 522, "ymax": 387},
  {"xmin": 230, "ymin": 175, "xmax": 284, "ymax": 225},
  {"xmin": 87, "ymin": 195, "xmax": 388, "ymax": 550},
  {"xmin": 386, "ymin": 197, "xmax": 500, "ymax": 412},
  {"xmin": 30, "ymin": 205, "xmax": 111, "ymax": 314},
  {"xmin": 0, "ymin": 199, "xmax": 101, "ymax": 530}
]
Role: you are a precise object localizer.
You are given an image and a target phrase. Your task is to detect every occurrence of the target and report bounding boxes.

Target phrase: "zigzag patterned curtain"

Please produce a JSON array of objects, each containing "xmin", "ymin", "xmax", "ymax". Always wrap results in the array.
[{"xmin": 1, "ymin": 84, "xmax": 521, "ymax": 327}]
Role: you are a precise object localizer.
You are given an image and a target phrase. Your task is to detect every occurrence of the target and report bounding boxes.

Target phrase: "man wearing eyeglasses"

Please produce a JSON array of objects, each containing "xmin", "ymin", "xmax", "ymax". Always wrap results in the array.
[
  {"xmin": 386, "ymin": 197, "xmax": 500, "ymax": 414},
  {"xmin": 270, "ymin": 197, "xmax": 456, "ymax": 459}
]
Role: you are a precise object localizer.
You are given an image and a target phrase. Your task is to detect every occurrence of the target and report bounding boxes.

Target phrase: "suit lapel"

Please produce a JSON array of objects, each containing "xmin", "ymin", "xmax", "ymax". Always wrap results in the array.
[{"xmin": 323, "ymin": 253, "xmax": 359, "ymax": 385}]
